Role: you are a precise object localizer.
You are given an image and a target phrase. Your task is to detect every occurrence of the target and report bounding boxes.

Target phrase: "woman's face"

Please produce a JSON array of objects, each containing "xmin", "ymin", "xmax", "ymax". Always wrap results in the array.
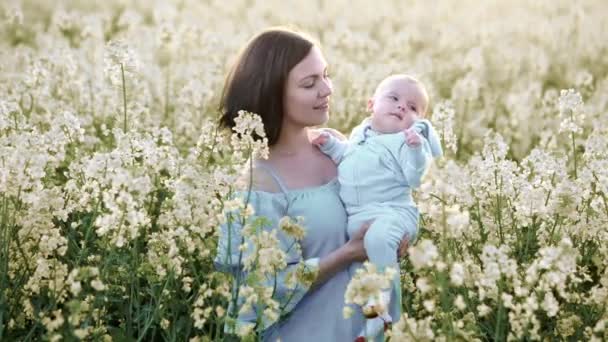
[{"xmin": 283, "ymin": 46, "xmax": 333, "ymax": 128}]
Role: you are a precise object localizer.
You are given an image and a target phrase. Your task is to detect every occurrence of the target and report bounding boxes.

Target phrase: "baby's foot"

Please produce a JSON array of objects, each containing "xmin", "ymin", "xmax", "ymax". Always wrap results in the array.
[
  {"xmin": 361, "ymin": 289, "xmax": 391, "ymax": 318},
  {"xmin": 355, "ymin": 312, "xmax": 393, "ymax": 341}
]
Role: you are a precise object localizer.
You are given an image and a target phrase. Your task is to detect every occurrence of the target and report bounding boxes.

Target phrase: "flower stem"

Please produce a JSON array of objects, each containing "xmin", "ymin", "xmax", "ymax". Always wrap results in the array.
[
  {"xmin": 120, "ymin": 62, "xmax": 128, "ymax": 132},
  {"xmin": 571, "ymin": 132, "xmax": 577, "ymax": 179}
]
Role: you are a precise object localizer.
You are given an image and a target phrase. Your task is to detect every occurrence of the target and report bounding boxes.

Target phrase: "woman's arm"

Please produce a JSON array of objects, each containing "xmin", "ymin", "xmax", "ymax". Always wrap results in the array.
[
  {"xmin": 312, "ymin": 222, "xmax": 370, "ymax": 287},
  {"xmin": 312, "ymin": 221, "xmax": 410, "ymax": 288}
]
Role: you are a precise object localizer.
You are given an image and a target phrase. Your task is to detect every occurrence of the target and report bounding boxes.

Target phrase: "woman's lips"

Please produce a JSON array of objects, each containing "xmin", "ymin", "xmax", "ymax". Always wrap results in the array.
[{"xmin": 314, "ymin": 103, "xmax": 329, "ymax": 110}]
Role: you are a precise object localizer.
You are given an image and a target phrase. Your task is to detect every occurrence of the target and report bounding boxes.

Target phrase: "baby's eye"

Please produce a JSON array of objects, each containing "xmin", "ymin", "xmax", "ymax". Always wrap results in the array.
[
  {"xmin": 389, "ymin": 95, "xmax": 398, "ymax": 101},
  {"xmin": 410, "ymin": 105, "xmax": 417, "ymax": 111}
]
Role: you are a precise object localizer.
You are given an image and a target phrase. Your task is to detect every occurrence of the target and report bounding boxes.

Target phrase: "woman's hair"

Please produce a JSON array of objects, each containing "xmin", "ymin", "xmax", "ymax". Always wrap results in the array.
[{"xmin": 219, "ymin": 27, "xmax": 317, "ymax": 146}]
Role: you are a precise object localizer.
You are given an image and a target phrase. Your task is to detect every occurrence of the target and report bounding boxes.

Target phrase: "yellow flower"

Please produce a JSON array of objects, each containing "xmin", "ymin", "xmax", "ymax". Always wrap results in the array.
[
  {"xmin": 343, "ymin": 306, "xmax": 354, "ymax": 319},
  {"xmin": 279, "ymin": 216, "xmax": 307, "ymax": 241}
]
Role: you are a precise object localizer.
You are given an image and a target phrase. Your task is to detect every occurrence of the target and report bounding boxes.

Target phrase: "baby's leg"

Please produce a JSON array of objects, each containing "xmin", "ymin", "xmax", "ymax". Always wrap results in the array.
[
  {"xmin": 364, "ymin": 216, "xmax": 407, "ymax": 268},
  {"xmin": 351, "ymin": 213, "xmax": 418, "ymax": 341}
]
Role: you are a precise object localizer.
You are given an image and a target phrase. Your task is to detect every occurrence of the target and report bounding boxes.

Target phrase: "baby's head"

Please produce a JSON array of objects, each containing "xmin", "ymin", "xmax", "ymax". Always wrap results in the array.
[{"xmin": 368, "ymin": 74, "xmax": 429, "ymax": 134}]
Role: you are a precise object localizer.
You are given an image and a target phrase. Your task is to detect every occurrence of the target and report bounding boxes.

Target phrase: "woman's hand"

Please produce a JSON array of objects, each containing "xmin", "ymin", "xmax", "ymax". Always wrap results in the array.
[
  {"xmin": 347, "ymin": 221, "xmax": 372, "ymax": 262},
  {"xmin": 313, "ymin": 221, "xmax": 409, "ymax": 287},
  {"xmin": 346, "ymin": 221, "xmax": 410, "ymax": 262},
  {"xmin": 398, "ymin": 237, "xmax": 409, "ymax": 259}
]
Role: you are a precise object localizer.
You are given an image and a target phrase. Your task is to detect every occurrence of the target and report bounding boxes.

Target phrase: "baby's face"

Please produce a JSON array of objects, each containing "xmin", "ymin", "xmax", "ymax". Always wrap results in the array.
[{"xmin": 368, "ymin": 77, "xmax": 427, "ymax": 134}]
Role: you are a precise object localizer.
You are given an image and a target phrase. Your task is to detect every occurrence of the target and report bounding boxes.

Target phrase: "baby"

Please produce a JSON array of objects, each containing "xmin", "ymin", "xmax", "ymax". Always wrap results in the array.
[{"xmin": 312, "ymin": 74, "xmax": 442, "ymax": 341}]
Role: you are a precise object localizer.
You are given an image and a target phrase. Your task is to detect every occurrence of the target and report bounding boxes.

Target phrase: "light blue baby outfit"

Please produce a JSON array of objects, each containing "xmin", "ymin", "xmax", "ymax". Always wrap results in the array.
[
  {"xmin": 215, "ymin": 161, "xmax": 365, "ymax": 341},
  {"xmin": 318, "ymin": 118, "xmax": 443, "ymax": 325}
]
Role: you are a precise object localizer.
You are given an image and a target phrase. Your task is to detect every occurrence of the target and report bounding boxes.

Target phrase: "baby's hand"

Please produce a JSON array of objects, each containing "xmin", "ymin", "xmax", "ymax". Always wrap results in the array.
[
  {"xmin": 311, "ymin": 132, "xmax": 329, "ymax": 147},
  {"xmin": 404, "ymin": 128, "xmax": 422, "ymax": 147}
]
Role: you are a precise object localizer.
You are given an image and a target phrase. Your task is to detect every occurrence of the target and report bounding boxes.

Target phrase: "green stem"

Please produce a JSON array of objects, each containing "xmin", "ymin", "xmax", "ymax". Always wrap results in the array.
[
  {"xmin": 137, "ymin": 275, "xmax": 171, "ymax": 342},
  {"xmin": 549, "ymin": 214, "xmax": 561, "ymax": 244},
  {"xmin": 571, "ymin": 132, "xmax": 577, "ymax": 179},
  {"xmin": 494, "ymin": 281, "xmax": 505, "ymax": 341},
  {"xmin": 592, "ymin": 172, "xmax": 608, "ymax": 217},
  {"xmin": 495, "ymin": 194, "xmax": 504, "ymax": 244},
  {"xmin": 0, "ymin": 195, "xmax": 8, "ymax": 339},
  {"xmin": 227, "ymin": 145, "xmax": 255, "ymax": 327},
  {"xmin": 164, "ymin": 64, "xmax": 170, "ymax": 124},
  {"xmin": 76, "ymin": 200, "xmax": 101, "ymax": 265},
  {"xmin": 120, "ymin": 63, "xmax": 128, "ymax": 132}
]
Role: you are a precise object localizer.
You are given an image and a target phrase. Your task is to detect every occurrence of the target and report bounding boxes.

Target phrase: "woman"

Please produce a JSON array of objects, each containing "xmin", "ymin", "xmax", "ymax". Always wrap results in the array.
[{"xmin": 215, "ymin": 27, "xmax": 408, "ymax": 341}]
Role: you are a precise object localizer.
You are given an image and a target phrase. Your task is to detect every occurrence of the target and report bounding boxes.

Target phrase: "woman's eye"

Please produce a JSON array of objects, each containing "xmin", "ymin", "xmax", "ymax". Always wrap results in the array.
[{"xmin": 304, "ymin": 83, "xmax": 315, "ymax": 88}]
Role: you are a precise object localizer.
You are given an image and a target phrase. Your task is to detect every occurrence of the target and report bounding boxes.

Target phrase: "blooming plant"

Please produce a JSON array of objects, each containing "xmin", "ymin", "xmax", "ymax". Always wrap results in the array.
[{"xmin": 1, "ymin": 0, "xmax": 607, "ymax": 341}]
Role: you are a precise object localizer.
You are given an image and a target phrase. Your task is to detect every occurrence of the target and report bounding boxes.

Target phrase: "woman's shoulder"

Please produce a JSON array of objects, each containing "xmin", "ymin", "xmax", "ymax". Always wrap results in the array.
[
  {"xmin": 234, "ymin": 163, "xmax": 284, "ymax": 194},
  {"xmin": 231, "ymin": 163, "xmax": 289, "ymax": 220}
]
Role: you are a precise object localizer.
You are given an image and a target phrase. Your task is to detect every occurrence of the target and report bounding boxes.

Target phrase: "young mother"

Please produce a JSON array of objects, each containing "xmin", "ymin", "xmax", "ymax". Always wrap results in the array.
[{"xmin": 215, "ymin": 27, "xmax": 408, "ymax": 341}]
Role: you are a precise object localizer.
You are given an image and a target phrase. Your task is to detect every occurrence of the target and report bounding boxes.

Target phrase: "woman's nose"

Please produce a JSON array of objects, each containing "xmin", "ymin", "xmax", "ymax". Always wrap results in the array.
[{"xmin": 318, "ymin": 79, "xmax": 333, "ymax": 97}]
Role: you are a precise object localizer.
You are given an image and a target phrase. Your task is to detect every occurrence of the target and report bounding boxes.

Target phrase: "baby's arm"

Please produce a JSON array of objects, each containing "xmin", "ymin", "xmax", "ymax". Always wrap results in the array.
[
  {"xmin": 312, "ymin": 130, "xmax": 349, "ymax": 164},
  {"xmin": 399, "ymin": 120, "xmax": 442, "ymax": 187}
]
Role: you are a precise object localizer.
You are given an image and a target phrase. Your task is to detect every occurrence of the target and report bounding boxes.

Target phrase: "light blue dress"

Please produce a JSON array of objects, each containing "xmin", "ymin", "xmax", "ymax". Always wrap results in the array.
[
  {"xmin": 215, "ymin": 161, "xmax": 365, "ymax": 341},
  {"xmin": 318, "ymin": 118, "xmax": 443, "ymax": 323}
]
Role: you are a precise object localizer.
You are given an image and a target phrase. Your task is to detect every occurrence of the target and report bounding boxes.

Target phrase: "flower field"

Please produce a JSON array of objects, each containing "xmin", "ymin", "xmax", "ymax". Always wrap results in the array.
[{"xmin": 1, "ymin": 0, "xmax": 607, "ymax": 340}]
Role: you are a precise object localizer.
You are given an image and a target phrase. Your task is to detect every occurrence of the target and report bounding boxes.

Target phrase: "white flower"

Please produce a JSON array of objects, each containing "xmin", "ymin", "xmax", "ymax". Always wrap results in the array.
[
  {"xmin": 41, "ymin": 310, "xmax": 65, "ymax": 332},
  {"xmin": 416, "ymin": 277, "xmax": 432, "ymax": 294},
  {"xmin": 74, "ymin": 328, "xmax": 91, "ymax": 339},
  {"xmin": 558, "ymin": 89, "xmax": 583, "ymax": 115},
  {"xmin": 454, "ymin": 295, "xmax": 466, "ymax": 310},
  {"xmin": 408, "ymin": 239, "xmax": 438, "ymax": 270},
  {"xmin": 445, "ymin": 206, "xmax": 470, "ymax": 238},
  {"xmin": 557, "ymin": 89, "xmax": 585, "ymax": 134},
  {"xmin": 542, "ymin": 292, "xmax": 559, "ymax": 317},
  {"xmin": 432, "ymin": 100, "xmax": 458, "ymax": 153},
  {"xmin": 477, "ymin": 304, "xmax": 491, "ymax": 317},
  {"xmin": 6, "ymin": 5, "xmax": 24, "ymax": 25},
  {"xmin": 574, "ymin": 70, "xmax": 593, "ymax": 88},
  {"xmin": 450, "ymin": 262, "xmax": 465, "ymax": 286},
  {"xmin": 231, "ymin": 110, "xmax": 269, "ymax": 161},
  {"xmin": 70, "ymin": 281, "xmax": 82, "ymax": 296},
  {"xmin": 263, "ymin": 307, "xmax": 279, "ymax": 323},
  {"xmin": 215, "ymin": 306, "xmax": 225, "ymax": 318},
  {"xmin": 236, "ymin": 322, "xmax": 255, "ymax": 338},
  {"xmin": 243, "ymin": 230, "xmax": 287, "ymax": 274},
  {"xmin": 344, "ymin": 262, "xmax": 395, "ymax": 313},
  {"xmin": 91, "ymin": 279, "xmax": 106, "ymax": 291},
  {"xmin": 103, "ymin": 39, "xmax": 140, "ymax": 86}
]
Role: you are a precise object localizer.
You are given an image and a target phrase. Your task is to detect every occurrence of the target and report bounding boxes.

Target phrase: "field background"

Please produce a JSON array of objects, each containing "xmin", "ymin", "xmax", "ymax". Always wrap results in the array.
[{"xmin": 1, "ymin": 0, "xmax": 607, "ymax": 340}]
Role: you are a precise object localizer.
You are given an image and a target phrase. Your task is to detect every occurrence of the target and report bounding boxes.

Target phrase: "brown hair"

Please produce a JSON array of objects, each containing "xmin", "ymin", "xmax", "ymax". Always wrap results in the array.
[{"xmin": 219, "ymin": 27, "xmax": 317, "ymax": 146}]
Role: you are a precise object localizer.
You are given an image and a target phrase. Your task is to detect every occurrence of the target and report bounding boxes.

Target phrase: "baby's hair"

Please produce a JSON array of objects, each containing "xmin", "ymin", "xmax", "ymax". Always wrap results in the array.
[{"xmin": 374, "ymin": 74, "xmax": 429, "ymax": 115}]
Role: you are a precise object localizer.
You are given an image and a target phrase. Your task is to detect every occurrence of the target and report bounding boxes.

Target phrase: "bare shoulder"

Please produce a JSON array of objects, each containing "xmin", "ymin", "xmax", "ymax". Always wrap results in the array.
[{"xmin": 234, "ymin": 162, "xmax": 283, "ymax": 193}]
